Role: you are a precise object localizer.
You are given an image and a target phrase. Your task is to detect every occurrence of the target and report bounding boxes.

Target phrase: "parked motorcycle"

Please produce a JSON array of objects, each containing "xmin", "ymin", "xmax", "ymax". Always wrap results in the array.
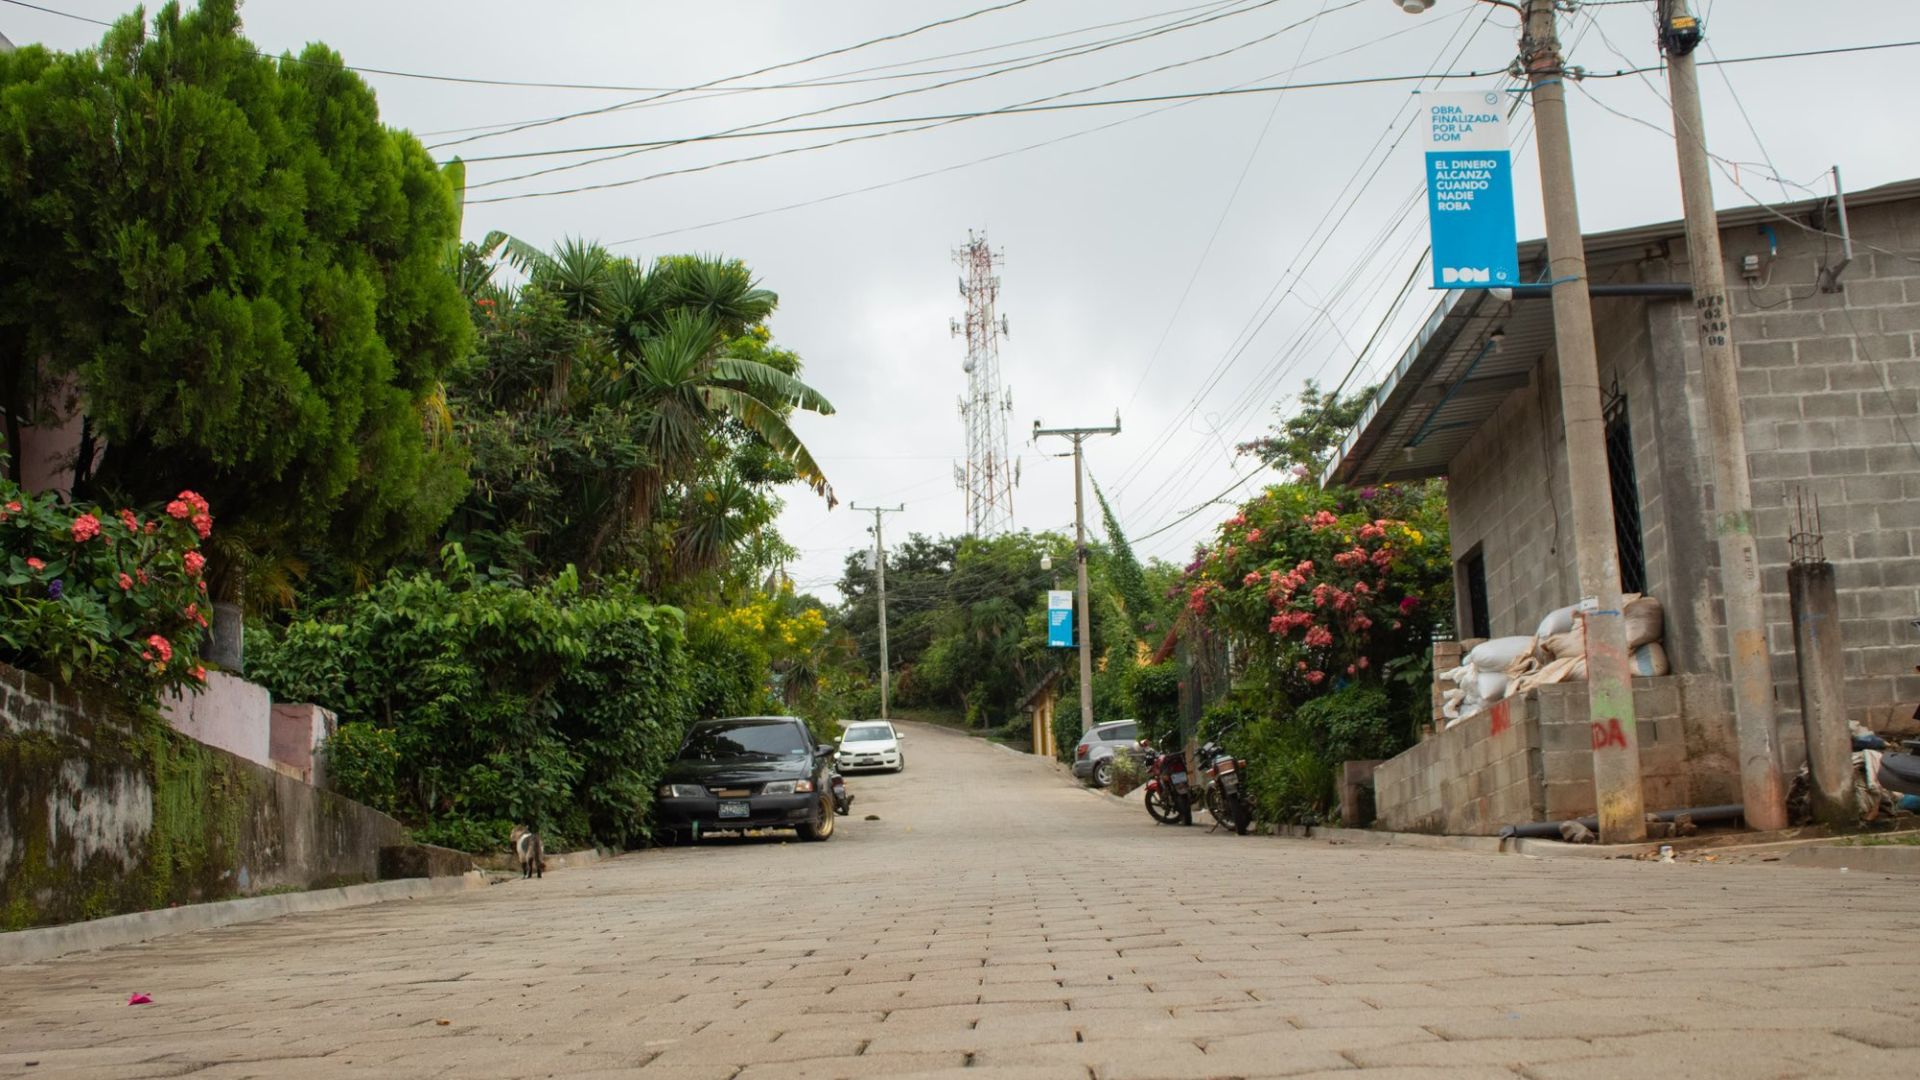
[
  {"xmin": 1194, "ymin": 737, "xmax": 1253, "ymax": 835},
  {"xmin": 1141, "ymin": 742, "xmax": 1193, "ymax": 826},
  {"xmin": 830, "ymin": 769, "xmax": 853, "ymax": 816}
]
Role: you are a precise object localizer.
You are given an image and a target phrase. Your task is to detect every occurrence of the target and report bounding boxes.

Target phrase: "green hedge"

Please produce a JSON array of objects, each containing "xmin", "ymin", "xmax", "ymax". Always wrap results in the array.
[{"xmin": 249, "ymin": 549, "xmax": 702, "ymax": 850}]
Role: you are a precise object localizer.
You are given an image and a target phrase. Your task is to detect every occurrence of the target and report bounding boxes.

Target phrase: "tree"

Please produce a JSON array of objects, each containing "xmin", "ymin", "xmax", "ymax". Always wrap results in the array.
[
  {"xmin": 1239, "ymin": 381, "xmax": 1376, "ymax": 478},
  {"xmin": 0, "ymin": 2, "xmax": 472, "ymax": 629}
]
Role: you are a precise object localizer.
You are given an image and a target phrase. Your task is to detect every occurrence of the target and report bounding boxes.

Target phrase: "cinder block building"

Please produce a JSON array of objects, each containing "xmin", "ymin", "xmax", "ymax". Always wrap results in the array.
[{"xmin": 1328, "ymin": 178, "xmax": 1920, "ymax": 830}]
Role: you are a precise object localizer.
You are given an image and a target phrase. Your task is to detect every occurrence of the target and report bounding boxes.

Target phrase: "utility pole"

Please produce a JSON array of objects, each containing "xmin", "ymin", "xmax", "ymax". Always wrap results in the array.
[
  {"xmin": 1654, "ymin": 0, "xmax": 1785, "ymax": 829},
  {"xmin": 1399, "ymin": 0, "xmax": 1644, "ymax": 840},
  {"xmin": 851, "ymin": 503, "xmax": 903, "ymax": 720},
  {"xmin": 1033, "ymin": 414, "xmax": 1121, "ymax": 735},
  {"xmin": 1518, "ymin": 0, "xmax": 1646, "ymax": 843}
]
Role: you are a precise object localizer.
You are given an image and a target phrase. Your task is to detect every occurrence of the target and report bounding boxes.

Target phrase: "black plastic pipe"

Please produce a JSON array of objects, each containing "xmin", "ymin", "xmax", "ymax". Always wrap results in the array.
[
  {"xmin": 1507, "ymin": 282, "xmax": 1695, "ymax": 300},
  {"xmin": 1498, "ymin": 804, "xmax": 1744, "ymax": 840}
]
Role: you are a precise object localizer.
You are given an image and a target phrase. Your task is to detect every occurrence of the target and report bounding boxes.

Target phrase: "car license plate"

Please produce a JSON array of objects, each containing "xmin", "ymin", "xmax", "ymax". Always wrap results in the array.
[
  {"xmin": 718, "ymin": 800, "xmax": 749, "ymax": 819},
  {"xmin": 1171, "ymin": 771, "xmax": 1187, "ymax": 786}
]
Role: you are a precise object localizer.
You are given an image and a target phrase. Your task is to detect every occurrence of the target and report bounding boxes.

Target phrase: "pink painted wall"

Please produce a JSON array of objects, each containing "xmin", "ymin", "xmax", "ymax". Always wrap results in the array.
[
  {"xmin": 162, "ymin": 673, "xmax": 272, "ymax": 769},
  {"xmin": 269, "ymin": 703, "xmax": 336, "ymax": 785}
]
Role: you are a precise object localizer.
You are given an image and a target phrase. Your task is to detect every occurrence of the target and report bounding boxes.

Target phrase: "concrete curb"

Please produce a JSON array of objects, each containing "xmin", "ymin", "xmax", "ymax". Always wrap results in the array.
[
  {"xmin": 473, "ymin": 845, "xmax": 612, "ymax": 874},
  {"xmin": 1, "ymin": 872, "xmax": 489, "ymax": 967},
  {"xmin": 1782, "ymin": 844, "xmax": 1920, "ymax": 874}
]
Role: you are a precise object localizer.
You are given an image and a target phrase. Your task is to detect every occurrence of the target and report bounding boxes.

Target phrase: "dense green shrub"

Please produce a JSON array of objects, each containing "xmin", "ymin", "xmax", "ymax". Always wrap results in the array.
[
  {"xmin": 320, "ymin": 724, "xmax": 400, "ymax": 815},
  {"xmin": 0, "ymin": 474, "xmax": 214, "ymax": 699},
  {"xmin": 1217, "ymin": 684, "xmax": 1405, "ymax": 826},
  {"xmin": 1124, "ymin": 660, "xmax": 1182, "ymax": 748},
  {"xmin": 249, "ymin": 548, "xmax": 695, "ymax": 850}
]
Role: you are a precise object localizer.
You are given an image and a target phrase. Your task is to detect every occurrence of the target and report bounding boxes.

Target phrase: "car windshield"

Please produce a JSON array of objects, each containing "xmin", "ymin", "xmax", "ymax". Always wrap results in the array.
[
  {"xmin": 842, "ymin": 727, "xmax": 893, "ymax": 743},
  {"xmin": 679, "ymin": 720, "xmax": 809, "ymax": 762}
]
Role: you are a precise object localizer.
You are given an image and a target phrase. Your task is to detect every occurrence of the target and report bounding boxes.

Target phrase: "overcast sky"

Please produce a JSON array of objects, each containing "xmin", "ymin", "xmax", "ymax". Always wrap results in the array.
[{"xmin": 10, "ymin": 0, "xmax": 1920, "ymax": 601}]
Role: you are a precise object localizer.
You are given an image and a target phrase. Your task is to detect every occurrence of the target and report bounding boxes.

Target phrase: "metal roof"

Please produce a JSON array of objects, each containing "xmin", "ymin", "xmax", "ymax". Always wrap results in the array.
[{"xmin": 1322, "ymin": 178, "xmax": 1920, "ymax": 489}]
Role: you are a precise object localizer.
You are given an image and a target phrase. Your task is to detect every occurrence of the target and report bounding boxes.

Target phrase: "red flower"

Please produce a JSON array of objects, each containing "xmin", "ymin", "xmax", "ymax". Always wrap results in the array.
[
  {"xmin": 1304, "ymin": 625, "xmax": 1334, "ymax": 649},
  {"xmin": 1305, "ymin": 670, "xmax": 1327, "ymax": 685},
  {"xmin": 185, "ymin": 604, "xmax": 208, "ymax": 628},
  {"xmin": 118, "ymin": 508, "xmax": 139, "ymax": 532},
  {"xmin": 146, "ymin": 635, "xmax": 173, "ymax": 664},
  {"xmin": 1398, "ymin": 596, "xmax": 1420, "ymax": 614},
  {"xmin": 191, "ymin": 666, "xmax": 208, "ymax": 682},
  {"xmin": 136, "ymin": 568, "xmax": 149, "ymax": 585},
  {"xmin": 166, "ymin": 499, "xmax": 191, "ymax": 520},
  {"xmin": 183, "ymin": 551, "xmax": 206, "ymax": 576},
  {"xmin": 1346, "ymin": 664, "xmax": 1357, "ymax": 676},
  {"xmin": 71, "ymin": 513, "xmax": 101, "ymax": 543},
  {"xmin": 1245, "ymin": 528, "xmax": 1263, "ymax": 544},
  {"xmin": 1242, "ymin": 571, "xmax": 1263, "ymax": 587},
  {"xmin": 118, "ymin": 572, "xmax": 133, "ymax": 591},
  {"xmin": 26, "ymin": 557, "xmax": 44, "ymax": 571},
  {"xmin": 190, "ymin": 513, "xmax": 213, "ymax": 539},
  {"xmin": 1357, "ymin": 656, "xmax": 1371, "ymax": 670},
  {"xmin": 4, "ymin": 500, "xmax": 20, "ymax": 512}
]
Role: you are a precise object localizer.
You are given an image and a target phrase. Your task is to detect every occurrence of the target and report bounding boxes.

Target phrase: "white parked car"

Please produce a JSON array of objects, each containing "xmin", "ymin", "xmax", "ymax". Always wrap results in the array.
[{"xmin": 837, "ymin": 720, "xmax": 906, "ymax": 772}]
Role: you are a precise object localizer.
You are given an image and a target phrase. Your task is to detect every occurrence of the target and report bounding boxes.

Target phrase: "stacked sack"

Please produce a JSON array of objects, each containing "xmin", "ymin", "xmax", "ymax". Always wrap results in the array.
[{"xmin": 1438, "ymin": 594, "xmax": 1667, "ymax": 728}]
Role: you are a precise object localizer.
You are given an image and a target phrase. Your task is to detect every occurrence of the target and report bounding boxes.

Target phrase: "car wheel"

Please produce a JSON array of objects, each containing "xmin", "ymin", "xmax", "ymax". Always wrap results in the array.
[
  {"xmin": 798, "ymin": 794, "xmax": 835, "ymax": 841},
  {"xmin": 894, "ymin": 757, "xmax": 906, "ymax": 773},
  {"xmin": 1091, "ymin": 758, "xmax": 1113, "ymax": 788},
  {"xmin": 653, "ymin": 827, "xmax": 686, "ymax": 848}
]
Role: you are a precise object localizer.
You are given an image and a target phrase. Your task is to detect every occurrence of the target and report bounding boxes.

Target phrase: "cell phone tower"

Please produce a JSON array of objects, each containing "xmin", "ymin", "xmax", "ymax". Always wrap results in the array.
[{"xmin": 950, "ymin": 230, "xmax": 1018, "ymax": 537}]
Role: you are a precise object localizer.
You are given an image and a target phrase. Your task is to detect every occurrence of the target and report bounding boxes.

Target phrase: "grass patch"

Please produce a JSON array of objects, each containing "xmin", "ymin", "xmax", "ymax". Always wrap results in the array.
[{"xmin": 1836, "ymin": 832, "xmax": 1920, "ymax": 847}]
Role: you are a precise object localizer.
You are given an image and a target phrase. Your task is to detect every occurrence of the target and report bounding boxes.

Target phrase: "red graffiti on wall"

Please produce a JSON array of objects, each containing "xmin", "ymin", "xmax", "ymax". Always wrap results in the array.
[
  {"xmin": 1488, "ymin": 699, "xmax": 1511, "ymax": 736},
  {"xmin": 1590, "ymin": 718, "xmax": 1629, "ymax": 751}
]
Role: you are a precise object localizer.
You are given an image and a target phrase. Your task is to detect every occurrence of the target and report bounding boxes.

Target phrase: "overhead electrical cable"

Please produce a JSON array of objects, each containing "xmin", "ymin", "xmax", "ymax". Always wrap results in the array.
[
  {"xmin": 428, "ymin": 0, "xmax": 1040, "ymax": 151},
  {"xmin": 459, "ymin": 0, "xmax": 1337, "ymax": 192}
]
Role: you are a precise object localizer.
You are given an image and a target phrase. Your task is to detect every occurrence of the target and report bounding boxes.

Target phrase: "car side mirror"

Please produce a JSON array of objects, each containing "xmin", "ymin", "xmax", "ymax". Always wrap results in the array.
[
  {"xmin": 895, "ymin": 732, "xmax": 906, "ymax": 739},
  {"xmin": 817, "ymin": 744, "xmax": 837, "ymax": 757}
]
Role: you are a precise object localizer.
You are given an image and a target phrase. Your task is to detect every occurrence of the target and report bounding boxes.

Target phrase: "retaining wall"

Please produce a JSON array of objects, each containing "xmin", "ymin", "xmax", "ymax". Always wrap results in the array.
[
  {"xmin": 1, "ymin": 662, "xmax": 411, "ymax": 930},
  {"xmin": 1374, "ymin": 675, "xmax": 1741, "ymax": 835}
]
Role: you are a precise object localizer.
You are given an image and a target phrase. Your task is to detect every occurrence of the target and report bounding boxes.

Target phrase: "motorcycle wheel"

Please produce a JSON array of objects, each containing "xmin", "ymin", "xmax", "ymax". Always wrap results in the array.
[
  {"xmin": 1144, "ymin": 784, "xmax": 1181, "ymax": 824},
  {"xmin": 1203, "ymin": 786, "xmax": 1226, "ymax": 827},
  {"xmin": 1231, "ymin": 794, "xmax": 1253, "ymax": 835}
]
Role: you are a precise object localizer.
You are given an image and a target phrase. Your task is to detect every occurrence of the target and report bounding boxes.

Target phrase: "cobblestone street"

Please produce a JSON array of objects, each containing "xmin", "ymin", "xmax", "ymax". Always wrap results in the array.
[{"xmin": 3, "ymin": 722, "xmax": 1917, "ymax": 1079}]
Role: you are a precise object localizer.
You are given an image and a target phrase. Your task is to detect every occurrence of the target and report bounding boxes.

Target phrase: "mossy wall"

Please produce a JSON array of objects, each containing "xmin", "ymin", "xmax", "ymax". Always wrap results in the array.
[{"xmin": 1, "ymin": 663, "xmax": 409, "ymax": 930}]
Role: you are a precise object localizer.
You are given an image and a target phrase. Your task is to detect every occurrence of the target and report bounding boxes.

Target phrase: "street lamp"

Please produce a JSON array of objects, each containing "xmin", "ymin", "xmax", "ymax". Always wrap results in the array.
[{"xmin": 1039, "ymin": 553, "xmax": 1052, "ymax": 572}]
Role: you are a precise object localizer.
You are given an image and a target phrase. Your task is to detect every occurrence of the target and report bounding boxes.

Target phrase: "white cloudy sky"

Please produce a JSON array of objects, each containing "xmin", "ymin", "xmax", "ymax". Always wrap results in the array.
[{"xmin": 10, "ymin": 1, "xmax": 1920, "ymax": 600}]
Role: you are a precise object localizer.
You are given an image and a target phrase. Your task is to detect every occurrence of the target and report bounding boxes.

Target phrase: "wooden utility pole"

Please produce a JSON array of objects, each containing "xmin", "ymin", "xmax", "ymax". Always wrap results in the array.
[
  {"xmin": 851, "ymin": 503, "xmax": 903, "ymax": 719},
  {"xmin": 1034, "ymin": 414, "xmax": 1121, "ymax": 735}
]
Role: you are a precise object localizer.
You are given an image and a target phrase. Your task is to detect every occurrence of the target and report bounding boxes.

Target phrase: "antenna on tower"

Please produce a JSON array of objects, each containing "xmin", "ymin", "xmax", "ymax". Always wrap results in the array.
[{"xmin": 952, "ymin": 230, "xmax": 1016, "ymax": 537}]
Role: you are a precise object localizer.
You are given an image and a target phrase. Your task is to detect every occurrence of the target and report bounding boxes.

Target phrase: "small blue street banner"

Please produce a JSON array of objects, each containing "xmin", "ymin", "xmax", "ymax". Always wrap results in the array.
[
  {"xmin": 1047, "ymin": 589, "xmax": 1075, "ymax": 648},
  {"xmin": 1424, "ymin": 90, "xmax": 1519, "ymax": 290}
]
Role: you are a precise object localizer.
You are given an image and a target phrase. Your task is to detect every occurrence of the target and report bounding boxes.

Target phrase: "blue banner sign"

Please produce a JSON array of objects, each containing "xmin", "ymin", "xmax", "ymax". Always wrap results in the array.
[
  {"xmin": 1047, "ymin": 589, "xmax": 1074, "ymax": 648},
  {"xmin": 1424, "ymin": 90, "xmax": 1518, "ymax": 290}
]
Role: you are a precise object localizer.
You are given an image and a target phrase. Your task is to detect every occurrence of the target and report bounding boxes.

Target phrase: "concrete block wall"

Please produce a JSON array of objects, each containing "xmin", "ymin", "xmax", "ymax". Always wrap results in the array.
[
  {"xmin": 1373, "ymin": 698, "xmax": 1543, "ymax": 835},
  {"xmin": 1531, "ymin": 675, "xmax": 1740, "ymax": 820},
  {"xmin": 161, "ymin": 672, "xmax": 273, "ymax": 769},
  {"xmin": 1685, "ymin": 197, "xmax": 1920, "ymax": 740}
]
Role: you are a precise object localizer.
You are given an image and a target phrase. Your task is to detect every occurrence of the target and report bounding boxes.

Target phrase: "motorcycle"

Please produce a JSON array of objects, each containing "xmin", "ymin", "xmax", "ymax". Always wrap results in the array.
[
  {"xmin": 829, "ymin": 766, "xmax": 853, "ymax": 816},
  {"xmin": 1194, "ymin": 736, "xmax": 1253, "ymax": 835},
  {"xmin": 1141, "ymin": 741, "xmax": 1193, "ymax": 826}
]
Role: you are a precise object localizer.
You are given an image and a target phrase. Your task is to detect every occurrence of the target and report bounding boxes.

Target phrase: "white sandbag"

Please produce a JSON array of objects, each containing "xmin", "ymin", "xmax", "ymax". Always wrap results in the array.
[
  {"xmin": 1624, "ymin": 595, "xmax": 1664, "ymax": 650},
  {"xmin": 1543, "ymin": 622, "xmax": 1585, "ymax": 661},
  {"xmin": 1475, "ymin": 669, "xmax": 1510, "ymax": 703},
  {"xmin": 1467, "ymin": 635, "xmax": 1536, "ymax": 675},
  {"xmin": 1628, "ymin": 642, "xmax": 1670, "ymax": 677},
  {"xmin": 1535, "ymin": 603, "xmax": 1579, "ymax": 641},
  {"xmin": 1440, "ymin": 664, "xmax": 1473, "ymax": 688}
]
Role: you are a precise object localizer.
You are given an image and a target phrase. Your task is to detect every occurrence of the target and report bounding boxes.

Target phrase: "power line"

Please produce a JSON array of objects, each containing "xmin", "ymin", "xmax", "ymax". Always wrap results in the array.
[
  {"xmin": 460, "ymin": 0, "xmax": 1344, "ymax": 194},
  {"xmin": 429, "ymin": 0, "xmax": 1039, "ymax": 151}
]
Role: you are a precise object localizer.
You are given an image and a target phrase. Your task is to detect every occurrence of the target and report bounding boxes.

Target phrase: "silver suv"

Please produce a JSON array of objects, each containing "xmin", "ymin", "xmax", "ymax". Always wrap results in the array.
[{"xmin": 1071, "ymin": 720, "xmax": 1140, "ymax": 788}]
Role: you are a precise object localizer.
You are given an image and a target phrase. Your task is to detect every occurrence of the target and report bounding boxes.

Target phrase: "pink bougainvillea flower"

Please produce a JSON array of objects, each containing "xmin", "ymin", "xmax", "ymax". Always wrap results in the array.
[
  {"xmin": 1294, "ymin": 560, "xmax": 1314, "ymax": 576},
  {"xmin": 118, "ymin": 572, "xmax": 133, "ymax": 591},
  {"xmin": 146, "ymin": 635, "xmax": 173, "ymax": 663},
  {"xmin": 1305, "ymin": 669, "xmax": 1327, "ymax": 685},
  {"xmin": 1242, "ymin": 571, "xmax": 1263, "ymax": 587},
  {"xmin": 1353, "ymin": 581, "xmax": 1371, "ymax": 595},
  {"xmin": 26, "ymin": 557, "xmax": 44, "ymax": 571},
  {"xmin": 1398, "ymin": 596, "xmax": 1420, "ymax": 614},
  {"xmin": 1305, "ymin": 625, "xmax": 1334, "ymax": 649},
  {"xmin": 1245, "ymin": 528, "xmax": 1263, "ymax": 544},
  {"xmin": 183, "ymin": 551, "xmax": 206, "ymax": 576},
  {"xmin": 1311, "ymin": 583, "xmax": 1334, "ymax": 608},
  {"xmin": 71, "ymin": 513, "xmax": 101, "ymax": 543}
]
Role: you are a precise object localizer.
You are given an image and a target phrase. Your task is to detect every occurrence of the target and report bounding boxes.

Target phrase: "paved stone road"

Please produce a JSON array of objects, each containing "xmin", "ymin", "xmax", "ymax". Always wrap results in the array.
[{"xmin": 4, "ymin": 723, "xmax": 1919, "ymax": 1079}]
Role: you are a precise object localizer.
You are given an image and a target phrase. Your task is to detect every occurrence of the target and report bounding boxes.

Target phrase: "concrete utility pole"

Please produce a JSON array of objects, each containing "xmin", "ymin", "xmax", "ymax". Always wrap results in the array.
[
  {"xmin": 851, "ymin": 503, "xmax": 904, "ymax": 720},
  {"xmin": 1654, "ymin": 0, "xmax": 1786, "ymax": 830},
  {"xmin": 1402, "ymin": 0, "xmax": 1646, "ymax": 839},
  {"xmin": 1034, "ymin": 414, "xmax": 1121, "ymax": 735},
  {"xmin": 1786, "ymin": 493, "xmax": 1856, "ymax": 825},
  {"xmin": 1519, "ymin": 0, "xmax": 1646, "ymax": 844}
]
